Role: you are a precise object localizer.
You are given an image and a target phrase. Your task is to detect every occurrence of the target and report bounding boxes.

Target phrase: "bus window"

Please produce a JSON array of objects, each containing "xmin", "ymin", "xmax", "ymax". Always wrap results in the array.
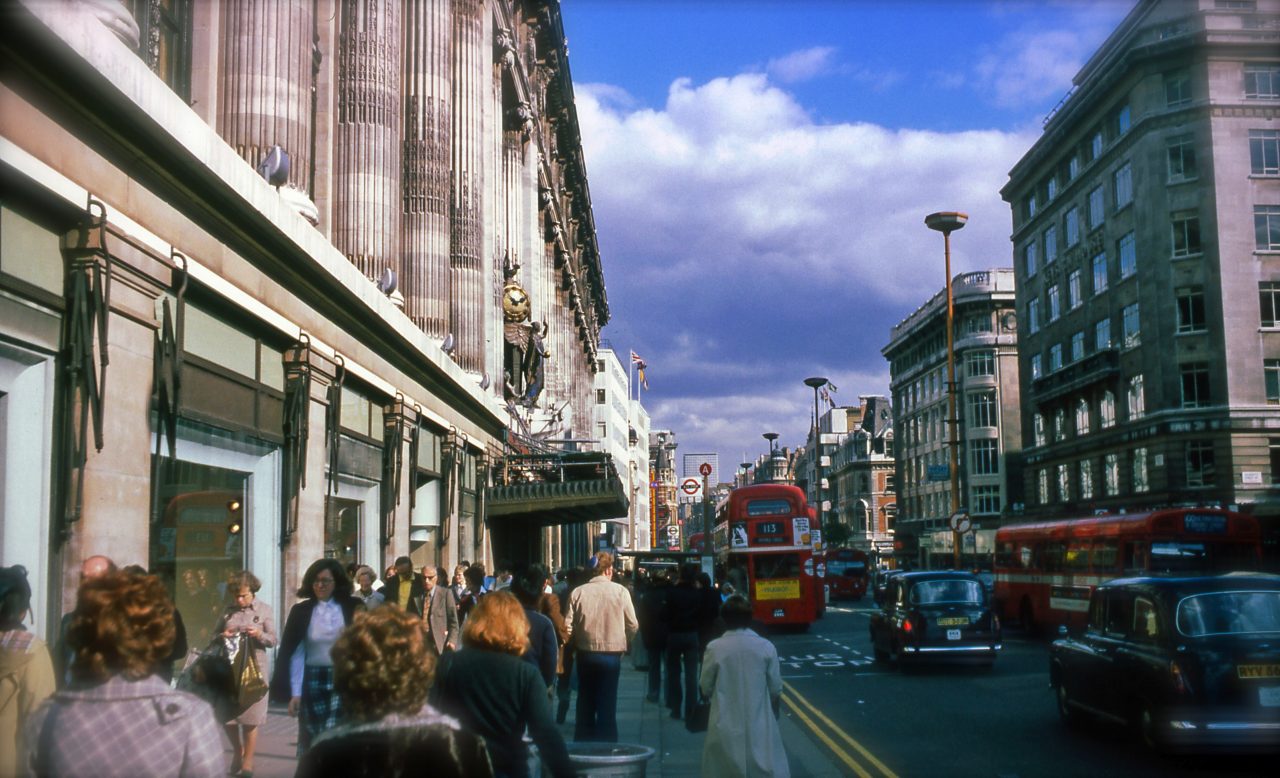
[
  {"xmin": 995, "ymin": 541, "xmax": 1015, "ymax": 569},
  {"xmin": 1210, "ymin": 542, "xmax": 1260, "ymax": 572},
  {"xmin": 1151, "ymin": 541, "xmax": 1210, "ymax": 573},
  {"xmin": 754, "ymin": 554, "xmax": 801, "ymax": 579},
  {"xmin": 1042, "ymin": 542, "xmax": 1066, "ymax": 573},
  {"xmin": 1093, "ymin": 539, "xmax": 1119, "ymax": 573},
  {"xmin": 1065, "ymin": 541, "xmax": 1090, "ymax": 572},
  {"xmin": 1124, "ymin": 541, "xmax": 1147, "ymax": 573},
  {"xmin": 746, "ymin": 499, "xmax": 792, "ymax": 517}
]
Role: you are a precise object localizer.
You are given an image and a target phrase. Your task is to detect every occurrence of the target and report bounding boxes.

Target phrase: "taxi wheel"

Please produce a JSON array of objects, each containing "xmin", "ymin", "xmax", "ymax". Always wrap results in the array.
[
  {"xmin": 1055, "ymin": 681, "xmax": 1079, "ymax": 727},
  {"xmin": 872, "ymin": 642, "xmax": 888, "ymax": 662},
  {"xmin": 1135, "ymin": 701, "xmax": 1162, "ymax": 751}
]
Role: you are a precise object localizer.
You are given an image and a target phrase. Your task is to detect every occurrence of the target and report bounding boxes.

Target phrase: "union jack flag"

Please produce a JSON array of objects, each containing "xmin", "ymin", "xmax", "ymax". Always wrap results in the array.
[{"xmin": 630, "ymin": 350, "xmax": 649, "ymax": 390}]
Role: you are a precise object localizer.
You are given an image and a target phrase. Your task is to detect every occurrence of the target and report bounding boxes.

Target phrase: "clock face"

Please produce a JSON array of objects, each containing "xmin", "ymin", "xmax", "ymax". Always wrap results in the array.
[
  {"xmin": 1002, "ymin": 312, "xmax": 1017, "ymax": 332},
  {"xmin": 503, "ymin": 283, "xmax": 530, "ymax": 322}
]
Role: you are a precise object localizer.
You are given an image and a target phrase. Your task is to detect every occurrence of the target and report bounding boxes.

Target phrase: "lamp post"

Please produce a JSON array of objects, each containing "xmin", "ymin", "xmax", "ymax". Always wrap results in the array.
[
  {"xmin": 741, "ymin": 461, "xmax": 753, "ymax": 487},
  {"xmin": 925, "ymin": 211, "xmax": 968, "ymax": 570},
  {"xmin": 763, "ymin": 432, "xmax": 779, "ymax": 482},
  {"xmin": 803, "ymin": 376, "xmax": 829, "ymax": 537}
]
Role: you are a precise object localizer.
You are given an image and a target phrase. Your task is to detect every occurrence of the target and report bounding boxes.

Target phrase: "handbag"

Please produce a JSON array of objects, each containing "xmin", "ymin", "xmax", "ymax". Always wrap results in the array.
[
  {"xmin": 177, "ymin": 639, "xmax": 236, "ymax": 721},
  {"xmin": 685, "ymin": 697, "xmax": 711, "ymax": 733},
  {"xmin": 234, "ymin": 633, "xmax": 269, "ymax": 714}
]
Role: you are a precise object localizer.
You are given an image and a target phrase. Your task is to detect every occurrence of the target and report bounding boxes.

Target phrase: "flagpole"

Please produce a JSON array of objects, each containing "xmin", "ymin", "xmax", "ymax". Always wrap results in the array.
[{"xmin": 628, "ymin": 354, "xmax": 635, "ymax": 403}]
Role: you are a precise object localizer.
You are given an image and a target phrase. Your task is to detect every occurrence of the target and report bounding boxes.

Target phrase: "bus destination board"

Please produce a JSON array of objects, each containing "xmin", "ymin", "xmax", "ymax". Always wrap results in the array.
[{"xmin": 751, "ymin": 521, "xmax": 789, "ymax": 545}]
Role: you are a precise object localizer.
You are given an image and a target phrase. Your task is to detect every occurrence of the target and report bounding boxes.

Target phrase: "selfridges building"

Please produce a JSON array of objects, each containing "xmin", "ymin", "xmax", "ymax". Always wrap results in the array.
[{"xmin": 0, "ymin": 0, "xmax": 623, "ymax": 648}]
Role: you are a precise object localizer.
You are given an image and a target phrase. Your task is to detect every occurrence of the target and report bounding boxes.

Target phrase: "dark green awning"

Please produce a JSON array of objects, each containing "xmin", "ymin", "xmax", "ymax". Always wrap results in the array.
[{"xmin": 487, "ymin": 475, "xmax": 629, "ymax": 526}]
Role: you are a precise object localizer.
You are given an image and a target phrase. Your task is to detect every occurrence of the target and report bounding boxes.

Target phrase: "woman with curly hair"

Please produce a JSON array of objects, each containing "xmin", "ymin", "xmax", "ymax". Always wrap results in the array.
[
  {"xmin": 430, "ymin": 591, "xmax": 573, "ymax": 778},
  {"xmin": 268, "ymin": 558, "xmax": 360, "ymax": 754},
  {"xmin": 21, "ymin": 570, "xmax": 226, "ymax": 777},
  {"xmin": 212, "ymin": 570, "xmax": 276, "ymax": 777},
  {"xmin": 296, "ymin": 608, "xmax": 492, "ymax": 777}
]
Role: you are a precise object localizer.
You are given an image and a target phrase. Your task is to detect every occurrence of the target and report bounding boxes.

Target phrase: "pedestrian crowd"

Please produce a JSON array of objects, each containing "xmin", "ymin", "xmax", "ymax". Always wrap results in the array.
[{"xmin": 1, "ymin": 551, "xmax": 791, "ymax": 778}]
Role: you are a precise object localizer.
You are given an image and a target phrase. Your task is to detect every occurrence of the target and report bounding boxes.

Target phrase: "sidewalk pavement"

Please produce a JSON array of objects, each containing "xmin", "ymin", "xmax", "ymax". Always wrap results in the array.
[{"xmin": 245, "ymin": 653, "xmax": 846, "ymax": 777}]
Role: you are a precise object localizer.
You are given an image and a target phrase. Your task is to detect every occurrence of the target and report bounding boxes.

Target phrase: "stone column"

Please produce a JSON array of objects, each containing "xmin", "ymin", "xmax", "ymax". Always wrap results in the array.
[
  {"xmin": 402, "ymin": 0, "xmax": 453, "ymax": 336},
  {"xmin": 449, "ymin": 0, "xmax": 484, "ymax": 373},
  {"xmin": 217, "ymin": 0, "xmax": 316, "ymax": 199},
  {"xmin": 333, "ymin": 0, "xmax": 402, "ymax": 282}
]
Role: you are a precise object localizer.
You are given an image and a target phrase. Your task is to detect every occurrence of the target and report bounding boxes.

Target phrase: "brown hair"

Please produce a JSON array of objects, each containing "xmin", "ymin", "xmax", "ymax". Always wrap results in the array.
[
  {"xmin": 589, "ymin": 551, "xmax": 613, "ymax": 577},
  {"xmin": 332, "ymin": 608, "xmax": 434, "ymax": 722},
  {"xmin": 461, "ymin": 590, "xmax": 529, "ymax": 656},
  {"xmin": 69, "ymin": 571, "xmax": 176, "ymax": 683},
  {"xmin": 226, "ymin": 569, "xmax": 261, "ymax": 595}
]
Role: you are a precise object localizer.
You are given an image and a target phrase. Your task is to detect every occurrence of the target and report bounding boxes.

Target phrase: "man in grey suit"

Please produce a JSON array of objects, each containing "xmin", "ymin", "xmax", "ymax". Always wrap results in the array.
[{"xmin": 422, "ymin": 565, "xmax": 459, "ymax": 656}]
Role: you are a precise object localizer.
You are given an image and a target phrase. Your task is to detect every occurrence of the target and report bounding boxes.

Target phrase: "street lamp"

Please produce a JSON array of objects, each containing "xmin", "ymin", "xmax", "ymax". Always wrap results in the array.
[
  {"xmin": 741, "ymin": 461, "xmax": 753, "ymax": 487},
  {"xmin": 803, "ymin": 376, "xmax": 828, "ymax": 536},
  {"xmin": 763, "ymin": 432, "xmax": 779, "ymax": 482},
  {"xmin": 925, "ymin": 210, "xmax": 968, "ymax": 570}
]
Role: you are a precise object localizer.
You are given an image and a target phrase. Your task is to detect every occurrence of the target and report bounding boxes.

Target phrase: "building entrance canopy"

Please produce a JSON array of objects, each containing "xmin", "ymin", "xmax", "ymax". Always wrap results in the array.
[{"xmin": 488, "ymin": 450, "xmax": 629, "ymax": 526}]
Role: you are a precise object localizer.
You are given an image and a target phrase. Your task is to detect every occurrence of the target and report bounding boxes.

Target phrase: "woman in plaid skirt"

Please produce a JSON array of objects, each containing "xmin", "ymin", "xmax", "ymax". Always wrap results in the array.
[{"xmin": 267, "ymin": 559, "xmax": 359, "ymax": 755}]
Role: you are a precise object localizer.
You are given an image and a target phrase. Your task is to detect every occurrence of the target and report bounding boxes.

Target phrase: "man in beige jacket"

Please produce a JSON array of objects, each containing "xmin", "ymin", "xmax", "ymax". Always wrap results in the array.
[{"xmin": 564, "ymin": 551, "xmax": 638, "ymax": 742}]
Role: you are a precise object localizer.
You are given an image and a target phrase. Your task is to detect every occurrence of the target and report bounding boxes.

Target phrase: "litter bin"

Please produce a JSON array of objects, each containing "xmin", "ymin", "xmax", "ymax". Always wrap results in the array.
[{"xmin": 563, "ymin": 742, "xmax": 656, "ymax": 777}]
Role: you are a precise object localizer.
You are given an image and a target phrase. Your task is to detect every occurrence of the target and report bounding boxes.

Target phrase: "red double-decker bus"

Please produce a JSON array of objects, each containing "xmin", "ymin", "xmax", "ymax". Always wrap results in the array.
[
  {"xmin": 994, "ymin": 508, "xmax": 1262, "ymax": 632},
  {"xmin": 826, "ymin": 548, "xmax": 869, "ymax": 600},
  {"xmin": 714, "ymin": 484, "xmax": 820, "ymax": 628}
]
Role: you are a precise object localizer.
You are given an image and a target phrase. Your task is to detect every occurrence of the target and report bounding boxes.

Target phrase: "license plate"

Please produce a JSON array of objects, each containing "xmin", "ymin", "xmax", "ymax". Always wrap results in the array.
[
  {"xmin": 1260, "ymin": 687, "xmax": 1280, "ymax": 707},
  {"xmin": 773, "ymin": 608, "xmax": 784, "ymax": 618},
  {"xmin": 1239, "ymin": 664, "xmax": 1280, "ymax": 679},
  {"xmin": 947, "ymin": 629, "xmax": 961, "ymax": 640},
  {"xmin": 937, "ymin": 617, "xmax": 969, "ymax": 626}
]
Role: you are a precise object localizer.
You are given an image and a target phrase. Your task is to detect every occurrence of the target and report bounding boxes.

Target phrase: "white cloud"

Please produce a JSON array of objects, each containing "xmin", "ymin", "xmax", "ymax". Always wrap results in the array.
[
  {"xmin": 576, "ymin": 72, "xmax": 1036, "ymax": 462},
  {"xmin": 766, "ymin": 46, "xmax": 838, "ymax": 83}
]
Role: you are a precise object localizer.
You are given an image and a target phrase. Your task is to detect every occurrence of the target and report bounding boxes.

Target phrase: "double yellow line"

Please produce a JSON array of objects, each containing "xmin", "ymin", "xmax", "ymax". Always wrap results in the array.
[{"xmin": 781, "ymin": 681, "xmax": 898, "ymax": 778}]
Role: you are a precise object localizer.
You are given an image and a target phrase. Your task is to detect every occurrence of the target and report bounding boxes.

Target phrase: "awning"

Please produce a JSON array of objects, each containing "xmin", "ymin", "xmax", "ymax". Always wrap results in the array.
[{"xmin": 486, "ymin": 475, "xmax": 629, "ymax": 527}]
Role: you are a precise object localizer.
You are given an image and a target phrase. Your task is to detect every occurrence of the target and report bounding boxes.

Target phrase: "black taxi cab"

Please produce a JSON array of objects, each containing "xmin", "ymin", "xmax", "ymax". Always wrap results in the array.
[
  {"xmin": 869, "ymin": 571, "xmax": 1002, "ymax": 667},
  {"xmin": 1049, "ymin": 573, "xmax": 1280, "ymax": 752}
]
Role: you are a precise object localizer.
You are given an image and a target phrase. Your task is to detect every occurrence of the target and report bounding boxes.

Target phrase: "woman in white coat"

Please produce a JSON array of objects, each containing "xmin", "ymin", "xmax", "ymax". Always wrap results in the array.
[{"xmin": 699, "ymin": 595, "xmax": 790, "ymax": 777}]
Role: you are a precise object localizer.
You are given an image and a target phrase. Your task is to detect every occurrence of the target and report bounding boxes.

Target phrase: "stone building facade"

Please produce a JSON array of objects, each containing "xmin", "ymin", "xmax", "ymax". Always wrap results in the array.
[
  {"xmin": 883, "ymin": 269, "xmax": 1022, "ymax": 566},
  {"xmin": 1001, "ymin": 0, "xmax": 1280, "ymax": 531},
  {"xmin": 0, "ymin": 0, "xmax": 611, "ymax": 643},
  {"xmin": 827, "ymin": 396, "xmax": 897, "ymax": 561}
]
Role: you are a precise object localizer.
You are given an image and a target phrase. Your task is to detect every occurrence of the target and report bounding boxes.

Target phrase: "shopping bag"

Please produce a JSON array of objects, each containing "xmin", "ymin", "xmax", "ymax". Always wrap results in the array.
[
  {"xmin": 234, "ymin": 633, "xmax": 268, "ymax": 713},
  {"xmin": 177, "ymin": 639, "xmax": 236, "ymax": 722},
  {"xmin": 685, "ymin": 697, "xmax": 711, "ymax": 733}
]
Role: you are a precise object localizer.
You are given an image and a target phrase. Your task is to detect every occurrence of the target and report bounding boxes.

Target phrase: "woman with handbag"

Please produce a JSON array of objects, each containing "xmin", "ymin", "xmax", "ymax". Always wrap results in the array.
[
  {"xmin": 268, "ymin": 559, "xmax": 360, "ymax": 756},
  {"xmin": 213, "ymin": 570, "xmax": 276, "ymax": 778}
]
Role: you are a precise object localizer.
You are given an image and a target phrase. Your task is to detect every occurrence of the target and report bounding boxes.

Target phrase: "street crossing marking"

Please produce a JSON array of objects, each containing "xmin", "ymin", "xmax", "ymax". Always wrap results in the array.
[{"xmin": 782, "ymin": 681, "xmax": 900, "ymax": 778}]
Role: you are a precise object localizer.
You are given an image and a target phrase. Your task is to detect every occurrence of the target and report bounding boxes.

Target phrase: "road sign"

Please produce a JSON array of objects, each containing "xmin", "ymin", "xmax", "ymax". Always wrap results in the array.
[
  {"xmin": 699, "ymin": 462, "xmax": 713, "ymax": 477},
  {"xmin": 927, "ymin": 464, "xmax": 950, "ymax": 482},
  {"xmin": 679, "ymin": 478, "xmax": 701, "ymax": 496},
  {"xmin": 949, "ymin": 511, "xmax": 971, "ymax": 533},
  {"xmin": 666, "ymin": 524, "xmax": 680, "ymax": 540}
]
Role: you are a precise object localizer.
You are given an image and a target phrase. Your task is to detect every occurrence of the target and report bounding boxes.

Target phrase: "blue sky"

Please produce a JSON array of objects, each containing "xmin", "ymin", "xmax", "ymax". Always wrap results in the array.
[{"xmin": 559, "ymin": 0, "xmax": 1136, "ymax": 472}]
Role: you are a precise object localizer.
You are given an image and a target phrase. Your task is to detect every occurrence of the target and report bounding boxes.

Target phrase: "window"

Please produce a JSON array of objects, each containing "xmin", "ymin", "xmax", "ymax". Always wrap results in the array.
[
  {"xmin": 1090, "ymin": 130, "xmax": 1104, "ymax": 161},
  {"xmin": 1031, "ymin": 354, "xmax": 1043, "ymax": 380},
  {"xmin": 131, "ymin": 0, "xmax": 194, "ymax": 102},
  {"xmin": 1251, "ymin": 130, "xmax": 1280, "ymax": 175},
  {"xmin": 970, "ymin": 439, "xmax": 999, "ymax": 475},
  {"xmin": 972, "ymin": 485, "xmax": 1000, "ymax": 515},
  {"xmin": 1079, "ymin": 459, "xmax": 1095, "ymax": 499},
  {"xmin": 1096, "ymin": 317, "xmax": 1112, "ymax": 350},
  {"xmin": 968, "ymin": 391, "xmax": 997, "ymax": 428},
  {"xmin": 1068, "ymin": 155, "xmax": 1080, "ymax": 181},
  {"xmin": 1122, "ymin": 303, "xmax": 1140, "ymax": 348},
  {"xmin": 1262, "ymin": 282, "xmax": 1280, "ymax": 327},
  {"xmin": 1024, "ymin": 241, "xmax": 1038, "ymax": 277},
  {"xmin": 1266, "ymin": 359, "xmax": 1280, "ymax": 403},
  {"xmin": 1186, "ymin": 441, "xmax": 1215, "ymax": 487},
  {"xmin": 1026, "ymin": 193, "xmax": 1038, "ymax": 219},
  {"xmin": 1164, "ymin": 70, "xmax": 1192, "ymax": 107},
  {"xmin": 1244, "ymin": 63, "xmax": 1280, "ymax": 99},
  {"xmin": 1180, "ymin": 362, "xmax": 1210, "ymax": 408},
  {"xmin": 1128, "ymin": 374, "xmax": 1145, "ymax": 420},
  {"xmin": 1071, "ymin": 331, "xmax": 1085, "ymax": 362},
  {"xmin": 1050, "ymin": 343, "xmax": 1064, "ymax": 371},
  {"xmin": 1054, "ymin": 408, "xmax": 1067, "ymax": 441},
  {"xmin": 1057, "ymin": 463, "xmax": 1071, "ymax": 501},
  {"xmin": 1075, "ymin": 398, "xmax": 1091, "ymax": 435},
  {"xmin": 1088, "ymin": 186, "xmax": 1105, "ymax": 229},
  {"xmin": 1133, "ymin": 447, "xmax": 1149, "ymax": 493},
  {"xmin": 1105, "ymin": 453, "xmax": 1120, "ymax": 496},
  {"xmin": 966, "ymin": 350, "xmax": 995, "ymax": 377},
  {"xmin": 1172, "ymin": 211, "xmax": 1202, "ymax": 257},
  {"xmin": 1048, "ymin": 285, "xmax": 1061, "ymax": 321},
  {"xmin": 1045, "ymin": 225, "xmax": 1059, "ymax": 264},
  {"xmin": 1118, "ymin": 232, "xmax": 1136, "ymax": 278},
  {"xmin": 596, "ymin": 422, "xmax": 608, "ymax": 439},
  {"xmin": 1114, "ymin": 162, "xmax": 1133, "ymax": 208},
  {"xmin": 1033, "ymin": 412, "xmax": 1046, "ymax": 447},
  {"xmin": 1116, "ymin": 105, "xmax": 1131, "ymax": 135},
  {"xmin": 1027, "ymin": 299, "xmax": 1041, "ymax": 334},
  {"xmin": 1167, "ymin": 134, "xmax": 1197, "ymax": 181},
  {"xmin": 1272, "ymin": 439, "xmax": 1280, "ymax": 485},
  {"xmin": 1100, "ymin": 391, "xmax": 1116, "ymax": 428},
  {"xmin": 1092, "ymin": 253, "xmax": 1108, "ymax": 294},
  {"xmin": 1047, "ymin": 176, "xmax": 1058, "ymax": 202},
  {"xmin": 1068, "ymin": 270, "xmax": 1082, "ymax": 309},
  {"xmin": 595, "ymin": 389, "xmax": 606, "ymax": 404},
  {"xmin": 965, "ymin": 313, "xmax": 992, "ymax": 334},
  {"xmin": 1065, "ymin": 207, "xmax": 1081, "ymax": 247},
  {"xmin": 1257, "ymin": 206, "xmax": 1280, "ymax": 251},
  {"xmin": 1038, "ymin": 469, "xmax": 1050, "ymax": 504},
  {"xmin": 1176, "ymin": 289, "xmax": 1206, "ymax": 333}
]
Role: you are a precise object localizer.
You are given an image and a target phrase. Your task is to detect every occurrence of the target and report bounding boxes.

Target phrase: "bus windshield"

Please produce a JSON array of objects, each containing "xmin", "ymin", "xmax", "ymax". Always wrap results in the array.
[{"xmin": 754, "ymin": 553, "xmax": 801, "ymax": 579}]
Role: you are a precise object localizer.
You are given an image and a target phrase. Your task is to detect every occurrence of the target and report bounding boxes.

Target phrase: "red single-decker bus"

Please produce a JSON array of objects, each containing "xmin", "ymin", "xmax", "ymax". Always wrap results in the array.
[{"xmin": 827, "ymin": 548, "xmax": 869, "ymax": 600}]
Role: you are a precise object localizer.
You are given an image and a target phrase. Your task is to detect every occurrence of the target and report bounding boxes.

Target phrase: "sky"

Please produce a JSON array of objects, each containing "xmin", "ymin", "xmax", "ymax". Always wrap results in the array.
[{"xmin": 558, "ymin": 0, "xmax": 1137, "ymax": 474}]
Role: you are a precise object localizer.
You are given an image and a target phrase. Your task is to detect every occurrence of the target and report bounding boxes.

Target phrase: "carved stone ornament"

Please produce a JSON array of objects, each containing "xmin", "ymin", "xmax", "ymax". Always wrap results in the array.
[{"xmin": 78, "ymin": 0, "xmax": 141, "ymax": 48}]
